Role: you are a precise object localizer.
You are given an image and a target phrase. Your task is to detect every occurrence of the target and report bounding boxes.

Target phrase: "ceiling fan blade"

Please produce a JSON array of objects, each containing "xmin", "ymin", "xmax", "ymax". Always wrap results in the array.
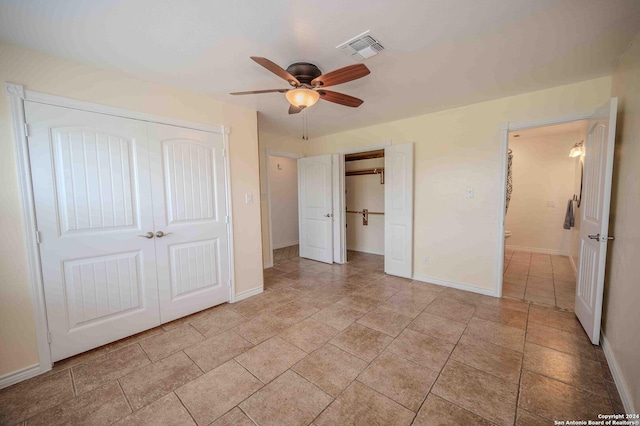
[
  {"xmin": 311, "ymin": 64, "xmax": 370, "ymax": 88},
  {"xmin": 288, "ymin": 105, "xmax": 303, "ymax": 115},
  {"xmin": 251, "ymin": 56, "xmax": 300, "ymax": 86},
  {"xmin": 230, "ymin": 88, "xmax": 289, "ymax": 95},
  {"xmin": 317, "ymin": 90, "xmax": 364, "ymax": 107}
]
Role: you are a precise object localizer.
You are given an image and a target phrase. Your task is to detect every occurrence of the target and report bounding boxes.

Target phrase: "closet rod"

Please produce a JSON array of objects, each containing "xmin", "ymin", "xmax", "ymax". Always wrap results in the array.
[
  {"xmin": 345, "ymin": 167, "xmax": 384, "ymax": 176},
  {"xmin": 346, "ymin": 210, "xmax": 384, "ymax": 215}
]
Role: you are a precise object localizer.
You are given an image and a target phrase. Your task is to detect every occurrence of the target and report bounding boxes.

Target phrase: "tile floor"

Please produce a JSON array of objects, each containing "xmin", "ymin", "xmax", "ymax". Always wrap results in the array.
[
  {"xmin": 503, "ymin": 249, "xmax": 577, "ymax": 311},
  {"xmin": 273, "ymin": 244, "xmax": 299, "ymax": 265},
  {"xmin": 0, "ymin": 251, "xmax": 624, "ymax": 425}
]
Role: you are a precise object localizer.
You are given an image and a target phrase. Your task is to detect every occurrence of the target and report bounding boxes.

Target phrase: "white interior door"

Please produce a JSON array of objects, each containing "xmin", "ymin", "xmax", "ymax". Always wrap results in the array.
[
  {"xmin": 298, "ymin": 155, "xmax": 334, "ymax": 264},
  {"xmin": 575, "ymin": 98, "xmax": 618, "ymax": 344},
  {"xmin": 384, "ymin": 143, "xmax": 414, "ymax": 278},
  {"xmin": 25, "ymin": 102, "xmax": 160, "ymax": 361},
  {"xmin": 149, "ymin": 123, "xmax": 230, "ymax": 323}
]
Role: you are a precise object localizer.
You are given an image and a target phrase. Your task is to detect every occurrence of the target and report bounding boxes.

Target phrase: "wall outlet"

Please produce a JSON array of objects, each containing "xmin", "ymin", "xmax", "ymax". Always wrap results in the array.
[
  {"xmin": 423, "ymin": 256, "xmax": 430, "ymax": 265},
  {"xmin": 466, "ymin": 187, "xmax": 474, "ymax": 199}
]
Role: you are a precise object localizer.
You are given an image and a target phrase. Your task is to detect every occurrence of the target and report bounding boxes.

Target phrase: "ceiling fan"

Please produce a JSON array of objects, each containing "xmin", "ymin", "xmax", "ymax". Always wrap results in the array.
[{"xmin": 231, "ymin": 57, "xmax": 370, "ymax": 114}]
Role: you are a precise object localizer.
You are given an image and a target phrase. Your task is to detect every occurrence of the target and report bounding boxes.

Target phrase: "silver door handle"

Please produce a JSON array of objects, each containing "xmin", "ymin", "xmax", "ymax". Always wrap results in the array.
[
  {"xmin": 324, "ymin": 213, "xmax": 332, "ymax": 218},
  {"xmin": 155, "ymin": 231, "xmax": 173, "ymax": 238},
  {"xmin": 588, "ymin": 234, "xmax": 615, "ymax": 241},
  {"xmin": 138, "ymin": 232, "xmax": 154, "ymax": 239}
]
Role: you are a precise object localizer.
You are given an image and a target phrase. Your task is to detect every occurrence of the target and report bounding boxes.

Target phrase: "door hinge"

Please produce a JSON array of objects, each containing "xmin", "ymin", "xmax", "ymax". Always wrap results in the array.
[
  {"xmin": 222, "ymin": 148, "xmax": 226, "ymax": 158},
  {"xmin": 47, "ymin": 331, "xmax": 52, "ymax": 344},
  {"xmin": 24, "ymin": 123, "xmax": 30, "ymax": 138},
  {"xmin": 35, "ymin": 230, "xmax": 42, "ymax": 244},
  {"xmin": 225, "ymin": 215, "xmax": 229, "ymax": 224}
]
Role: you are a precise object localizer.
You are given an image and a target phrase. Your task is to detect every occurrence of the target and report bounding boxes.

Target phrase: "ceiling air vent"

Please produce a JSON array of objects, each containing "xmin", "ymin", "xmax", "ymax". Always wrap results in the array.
[{"xmin": 337, "ymin": 31, "xmax": 385, "ymax": 61}]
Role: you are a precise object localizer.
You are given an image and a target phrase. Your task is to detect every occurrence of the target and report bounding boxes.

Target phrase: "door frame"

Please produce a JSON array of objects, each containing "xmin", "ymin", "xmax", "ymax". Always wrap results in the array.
[
  {"xmin": 265, "ymin": 150, "xmax": 303, "ymax": 268},
  {"xmin": 496, "ymin": 110, "xmax": 595, "ymax": 298},
  {"xmin": 4, "ymin": 83, "xmax": 234, "ymax": 383}
]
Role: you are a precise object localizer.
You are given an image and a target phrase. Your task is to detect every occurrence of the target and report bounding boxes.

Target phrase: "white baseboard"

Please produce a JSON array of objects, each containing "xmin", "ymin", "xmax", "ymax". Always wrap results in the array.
[
  {"xmin": 569, "ymin": 255, "xmax": 578, "ymax": 277},
  {"xmin": 232, "ymin": 286, "xmax": 263, "ymax": 303},
  {"xmin": 601, "ymin": 333, "xmax": 636, "ymax": 414},
  {"xmin": 0, "ymin": 364, "xmax": 43, "ymax": 390},
  {"xmin": 346, "ymin": 247, "xmax": 384, "ymax": 256},
  {"xmin": 412, "ymin": 274, "xmax": 497, "ymax": 297},
  {"xmin": 264, "ymin": 261, "xmax": 273, "ymax": 269},
  {"xmin": 272, "ymin": 241, "xmax": 299, "ymax": 250},
  {"xmin": 505, "ymin": 245, "xmax": 570, "ymax": 256}
]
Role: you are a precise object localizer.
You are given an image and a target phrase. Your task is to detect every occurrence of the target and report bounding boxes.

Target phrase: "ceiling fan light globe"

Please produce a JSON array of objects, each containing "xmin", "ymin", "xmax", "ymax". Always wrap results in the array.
[{"xmin": 286, "ymin": 88, "xmax": 319, "ymax": 108}]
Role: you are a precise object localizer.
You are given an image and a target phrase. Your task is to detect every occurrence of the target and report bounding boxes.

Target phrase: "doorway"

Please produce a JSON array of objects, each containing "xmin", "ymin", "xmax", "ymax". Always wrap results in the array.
[{"xmin": 503, "ymin": 121, "xmax": 587, "ymax": 311}]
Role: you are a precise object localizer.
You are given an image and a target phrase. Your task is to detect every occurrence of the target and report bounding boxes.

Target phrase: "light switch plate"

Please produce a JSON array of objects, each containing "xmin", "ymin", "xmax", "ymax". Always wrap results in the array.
[
  {"xmin": 245, "ymin": 193, "xmax": 253, "ymax": 204},
  {"xmin": 466, "ymin": 188, "xmax": 474, "ymax": 199}
]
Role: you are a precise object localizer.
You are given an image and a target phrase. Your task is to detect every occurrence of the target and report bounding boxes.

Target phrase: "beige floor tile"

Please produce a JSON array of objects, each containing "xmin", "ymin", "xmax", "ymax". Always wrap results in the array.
[
  {"xmin": 235, "ymin": 336, "xmax": 306, "ymax": 383},
  {"xmin": 72, "ymin": 344, "xmax": 151, "ymax": 395},
  {"xmin": 330, "ymin": 323, "xmax": 393, "ymax": 362},
  {"xmin": 480, "ymin": 296, "xmax": 529, "ymax": 313},
  {"xmin": 269, "ymin": 300, "xmax": 320, "ymax": 323},
  {"xmin": 523, "ymin": 342, "xmax": 609, "ymax": 397},
  {"xmin": 355, "ymin": 282, "xmax": 401, "ymax": 300},
  {"xmin": 139, "ymin": 324, "xmax": 204, "ymax": 362},
  {"xmin": 279, "ymin": 318, "xmax": 338, "ymax": 353},
  {"xmin": 188, "ymin": 308, "xmax": 247, "ymax": 337},
  {"xmin": 408, "ymin": 312, "xmax": 466, "ymax": 344},
  {"xmin": 524, "ymin": 293, "xmax": 556, "ymax": 308},
  {"xmin": 161, "ymin": 308, "xmax": 212, "ymax": 331},
  {"xmin": 231, "ymin": 313, "xmax": 293, "ymax": 344},
  {"xmin": 442, "ymin": 288, "xmax": 485, "ymax": 306},
  {"xmin": 114, "ymin": 392, "xmax": 195, "ymax": 425},
  {"xmin": 51, "ymin": 347, "xmax": 108, "ymax": 372},
  {"xmin": 264, "ymin": 275, "xmax": 297, "ymax": 291},
  {"xmin": 357, "ymin": 351, "xmax": 438, "ymax": 412},
  {"xmin": 239, "ymin": 370, "xmax": 332, "ymax": 426},
  {"xmin": 504, "ymin": 275, "xmax": 528, "ymax": 286},
  {"xmin": 386, "ymin": 328, "xmax": 453, "ymax": 371},
  {"xmin": 209, "ymin": 407, "xmax": 254, "ymax": 426},
  {"xmin": 464, "ymin": 316, "xmax": 525, "ymax": 352},
  {"xmin": 424, "ymin": 297, "xmax": 476, "ymax": 323},
  {"xmin": 120, "ymin": 352, "xmax": 202, "ymax": 410},
  {"xmin": 103, "ymin": 327, "xmax": 164, "ymax": 353},
  {"xmin": 432, "ymin": 360, "xmax": 518, "ymax": 426},
  {"xmin": 176, "ymin": 360, "xmax": 262, "ymax": 425},
  {"xmin": 311, "ymin": 304, "xmax": 364, "ymax": 330},
  {"xmin": 336, "ymin": 294, "xmax": 382, "ymax": 313},
  {"xmin": 473, "ymin": 303, "xmax": 527, "ymax": 329},
  {"xmin": 184, "ymin": 330, "xmax": 253, "ymax": 372},
  {"xmin": 0, "ymin": 370, "xmax": 74, "ymax": 425},
  {"xmin": 297, "ymin": 288, "xmax": 352, "ymax": 309},
  {"xmin": 413, "ymin": 394, "xmax": 493, "ymax": 425},
  {"xmin": 526, "ymin": 322, "xmax": 597, "ymax": 361},
  {"xmin": 515, "ymin": 408, "xmax": 550, "ymax": 426},
  {"xmin": 26, "ymin": 382, "xmax": 130, "ymax": 426},
  {"xmin": 292, "ymin": 344, "xmax": 368, "ymax": 397},
  {"xmin": 380, "ymin": 289, "xmax": 438, "ymax": 317},
  {"xmin": 356, "ymin": 307, "xmax": 413, "ymax": 337},
  {"xmin": 451, "ymin": 335, "xmax": 522, "ymax": 383},
  {"xmin": 519, "ymin": 370, "xmax": 612, "ymax": 421},
  {"xmin": 528, "ymin": 305, "xmax": 582, "ymax": 334},
  {"xmin": 314, "ymin": 381, "xmax": 414, "ymax": 426}
]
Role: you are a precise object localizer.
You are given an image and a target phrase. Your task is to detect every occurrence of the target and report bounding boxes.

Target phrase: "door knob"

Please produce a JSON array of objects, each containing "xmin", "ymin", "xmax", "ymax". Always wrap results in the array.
[
  {"xmin": 588, "ymin": 234, "xmax": 615, "ymax": 241},
  {"xmin": 324, "ymin": 213, "xmax": 332, "ymax": 218},
  {"xmin": 155, "ymin": 231, "xmax": 173, "ymax": 238},
  {"xmin": 137, "ymin": 232, "xmax": 154, "ymax": 239}
]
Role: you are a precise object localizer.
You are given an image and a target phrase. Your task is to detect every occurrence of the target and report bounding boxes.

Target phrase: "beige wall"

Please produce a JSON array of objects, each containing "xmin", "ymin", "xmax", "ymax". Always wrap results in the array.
[
  {"xmin": 506, "ymin": 132, "xmax": 580, "ymax": 255},
  {"xmin": 0, "ymin": 41, "xmax": 263, "ymax": 376},
  {"xmin": 605, "ymin": 31, "xmax": 640, "ymax": 412},
  {"xmin": 268, "ymin": 156, "xmax": 299, "ymax": 249},
  {"xmin": 258, "ymin": 130, "xmax": 306, "ymax": 267},
  {"xmin": 307, "ymin": 77, "xmax": 612, "ymax": 291},
  {"xmin": 345, "ymin": 158, "xmax": 385, "ymax": 255}
]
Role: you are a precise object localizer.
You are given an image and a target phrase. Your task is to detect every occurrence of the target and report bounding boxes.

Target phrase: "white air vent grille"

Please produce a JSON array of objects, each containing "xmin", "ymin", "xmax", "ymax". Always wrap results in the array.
[{"xmin": 337, "ymin": 31, "xmax": 385, "ymax": 61}]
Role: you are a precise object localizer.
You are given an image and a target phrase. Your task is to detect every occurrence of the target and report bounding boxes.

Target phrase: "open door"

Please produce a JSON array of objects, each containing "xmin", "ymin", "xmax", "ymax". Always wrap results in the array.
[
  {"xmin": 298, "ymin": 155, "xmax": 334, "ymax": 264},
  {"xmin": 575, "ymin": 98, "xmax": 617, "ymax": 345},
  {"xmin": 384, "ymin": 143, "xmax": 414, "ymax": 278}
]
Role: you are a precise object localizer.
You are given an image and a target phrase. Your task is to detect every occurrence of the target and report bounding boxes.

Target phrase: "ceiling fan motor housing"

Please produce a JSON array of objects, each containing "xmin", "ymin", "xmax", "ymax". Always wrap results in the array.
[{"xmin": 286, "ymin": 62, "xmax": 322, "ymax": 86}]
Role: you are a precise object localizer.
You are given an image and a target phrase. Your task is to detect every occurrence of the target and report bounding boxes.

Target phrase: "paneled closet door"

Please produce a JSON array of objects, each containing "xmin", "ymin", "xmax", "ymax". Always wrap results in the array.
[
  {"xmin": 148, "ymin": 123, "xmax": 230, "ymax": 323},
  {"xmin": 25, "ymin": 102, "xmax": 160, "ymax": 362}
]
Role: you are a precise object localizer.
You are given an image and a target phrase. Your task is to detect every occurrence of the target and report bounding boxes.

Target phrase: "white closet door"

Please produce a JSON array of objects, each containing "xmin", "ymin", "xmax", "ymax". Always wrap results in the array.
[
  {"xmin": 298, "ymin": 155, "xmax": 334, "ymax": 264},
  {"xmin": 575, "ymin": 98, "xmax": 618, "ymax": 344},
  {"xmin": 384, "ymin": 143, "xmax": 414, "ymax": 278},
  {"xmin": 25, "ymin": 102, "xmax": 160, "ymax": 362},
  {"xmin": 148, "ymin": 123, "xmax": 230, "ymax": 323}
]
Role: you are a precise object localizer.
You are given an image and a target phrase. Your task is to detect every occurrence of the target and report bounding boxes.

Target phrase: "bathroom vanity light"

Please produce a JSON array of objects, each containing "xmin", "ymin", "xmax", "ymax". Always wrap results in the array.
[{"xmin": 569, "ymin": 140, "xmax": 584, "ymax": 157}]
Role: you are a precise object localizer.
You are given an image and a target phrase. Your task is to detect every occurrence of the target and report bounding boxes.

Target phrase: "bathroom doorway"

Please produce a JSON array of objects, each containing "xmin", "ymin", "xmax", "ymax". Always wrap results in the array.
[{"xmin": 503, "ymin": 121, "xmax": 587, "ymax": 310}]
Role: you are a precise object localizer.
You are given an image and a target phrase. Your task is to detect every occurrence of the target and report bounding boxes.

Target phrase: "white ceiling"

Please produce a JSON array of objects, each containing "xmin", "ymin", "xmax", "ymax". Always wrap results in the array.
[
  {"xmin": 1, "ymin": 0, "xmax": 639, "ymax": 139},
  {"xmin": 509, "ymin": 120, "xmax": 586, "ymax": 141}
]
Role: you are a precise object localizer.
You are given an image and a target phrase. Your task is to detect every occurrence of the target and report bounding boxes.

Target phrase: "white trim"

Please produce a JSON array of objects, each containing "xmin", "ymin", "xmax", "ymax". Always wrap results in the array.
[
  {"xmin": 505, "ymin": 245, "xmax": 571, "ymax": 256},
  {"xmin": 569, "ymin": 255, "xmax": 578, "ymax": 277},
  {"xmin": 601, "ymin": 333, "xmax": 636, "ymax": 414},
  {"xmin": 4, "ymin": 83, "xmax": 53, "ymax": 373},
  {"xmin": 0, "ymin": 364, "xmax": 42, "ymax": 390},
  {"xmin": 413, "ymin": 274, "xmax": 498, "ymax": 297},
  {"xmin": 23, "ymin": 89, "xmax": 226, "ymax": 134},
  {"xmin": 507, "ymin": 111, "xmax": 594, "ymax": 132},
  {"xmin": 231, "ymin": 286, "xmax": 264, "ymax": 303},
  {"xmin": 5, "ymin": 83, "xmax": 235, "ymax": 380},
  {"xmin": 265, "ymin": 149, "xmax": 303, "ymax": 269},
  {"xmin": 332, "ymin": 153, "xmax": 345, "ymax": 264},
  {"xmin": 339, "ymin": 141, "xmax": 391, "ymax": 155},
  {"xmin": 223, "ymin": 133, "xmax": 237, "ymax": 303},
  {"xmin": 347, "ymin": 247, "xmax": 384, "ymax": 256},
  {"xmin": 272, "ymin": 240, "xmax": 299, "ymax": 250}
]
